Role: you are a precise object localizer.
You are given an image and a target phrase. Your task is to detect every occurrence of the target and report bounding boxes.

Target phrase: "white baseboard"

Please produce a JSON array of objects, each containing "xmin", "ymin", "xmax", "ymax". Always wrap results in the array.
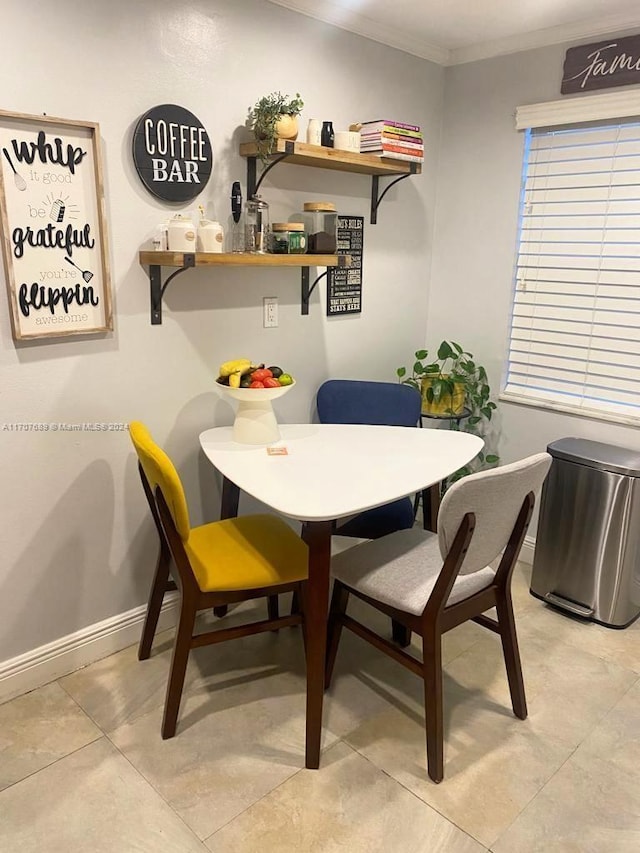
[
  {"xmin": 0, "ymin": 594, "xmax": 179, "ymax": 705},
  {"xmin": 0, "ymin": 533, "xmax": 539, "ymax": 707}
]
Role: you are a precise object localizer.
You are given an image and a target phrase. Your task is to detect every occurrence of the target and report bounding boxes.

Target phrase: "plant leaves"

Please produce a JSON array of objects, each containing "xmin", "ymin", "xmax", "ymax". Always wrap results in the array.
[
  {"xmin": 415, "ymin": 349, "xmax": 428, "ymax": 360},
  {"xmin": 486, "ymin": 454, "xmax": 499, "ymax": 463},
  {"xmin": 397, "ymin": 367, "xmax": 406, "ymax": 378},
  {"xmin": 437, "ymin": 341, "xmax": 454, "ymax": 360}
]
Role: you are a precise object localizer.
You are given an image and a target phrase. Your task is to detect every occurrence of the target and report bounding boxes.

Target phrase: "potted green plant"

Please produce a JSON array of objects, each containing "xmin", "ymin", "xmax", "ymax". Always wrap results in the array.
[
  {"xmin": 247, "ymin": 91, "xmax": 304, "ymax": 163},
  {"xmin": 397, "ymin": 340, "xmax": 499, "ymax": 481}
]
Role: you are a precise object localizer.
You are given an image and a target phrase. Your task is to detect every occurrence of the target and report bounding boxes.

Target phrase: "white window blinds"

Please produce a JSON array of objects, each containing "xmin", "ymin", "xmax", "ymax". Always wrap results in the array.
[{"xmin": 504, "ymin": 119, "xmax": 640, "ymax": 421}]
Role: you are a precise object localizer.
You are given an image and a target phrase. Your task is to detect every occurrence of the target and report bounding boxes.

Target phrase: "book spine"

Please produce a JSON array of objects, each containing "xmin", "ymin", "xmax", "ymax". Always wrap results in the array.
[
  {"xmin": 361, "ymin": 120, "xmax": 421, "ymax": 131},
  {"xmin": 379, "ymin": 151, "xmax": 424, "ymax": 163},
  {"xmin": 362, "ymin": 143, "xmax": 425, "ymax": 156},
  {"xmin": 360, "ymin": 129, "xmax": 423, "ymax": 141},
  {"xmin": 362, "ymin": 137, "xmax": 424, "ymax": 151},
  {"xmin": 381, "ymin": 131, "xmax": 423, "ymax": 145}
]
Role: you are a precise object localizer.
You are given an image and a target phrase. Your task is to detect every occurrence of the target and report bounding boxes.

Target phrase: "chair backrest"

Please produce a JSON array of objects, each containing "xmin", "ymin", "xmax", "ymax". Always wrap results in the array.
[
  {"xmin": 317, "ymin": 379, "xmax": 421, "ymax": 427},
  {"xmin": 129, "ymin": 421, "xmax": 191, "ymax": 541},
  {"xmin": 438, "ymin": 452, "xmax": 552, "ymax": 575}
]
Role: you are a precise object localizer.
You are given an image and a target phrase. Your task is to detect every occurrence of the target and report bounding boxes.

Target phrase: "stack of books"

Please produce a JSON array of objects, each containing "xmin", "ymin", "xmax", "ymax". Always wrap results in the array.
[{"xmin": 359, "ymin": 120, "xmax": 424, "ymax": 163}]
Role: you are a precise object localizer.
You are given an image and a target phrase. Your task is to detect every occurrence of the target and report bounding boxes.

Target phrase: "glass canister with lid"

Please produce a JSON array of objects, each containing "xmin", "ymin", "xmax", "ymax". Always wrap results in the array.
[
  {"xmin": 270, "ymin": 222, "xmax": 307, "ymax": 254},
  {"xmin": 290, "ymin": 201, "xmax": 337, "ymax": 254},
  {"xmin": 245, "ymin": 194, "xmax": 270, "ymax": 253}
]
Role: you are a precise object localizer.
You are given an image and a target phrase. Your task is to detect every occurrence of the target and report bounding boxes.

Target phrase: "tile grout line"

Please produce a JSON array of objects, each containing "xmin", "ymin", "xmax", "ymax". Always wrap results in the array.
[
  {"xmin": 57, "ymin": 676, "xmax": 208, "ymax": 849},
  {"xmin": 488, "ymin": 671, "xmax": 640, "ymax": 851},
  {"xmin": 347, "ymin": 742, "xmax": 490, "ymax": 850}
]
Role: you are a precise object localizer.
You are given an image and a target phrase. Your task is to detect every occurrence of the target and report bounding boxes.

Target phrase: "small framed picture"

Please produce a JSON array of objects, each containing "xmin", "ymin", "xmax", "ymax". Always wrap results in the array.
[{"xmin": 0, "ymin": 109, "xmax": 112, "ymax": 340}]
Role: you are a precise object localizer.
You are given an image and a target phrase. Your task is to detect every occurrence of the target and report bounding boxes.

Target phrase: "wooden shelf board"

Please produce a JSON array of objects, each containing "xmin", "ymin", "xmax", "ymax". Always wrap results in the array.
[
  {"xmin": 139, "ymin": 251, "xmax": 351, "ymax": 268},
  {"xmin": 238, "ymin": 139, "xmax": 422, "ymax": 176}
]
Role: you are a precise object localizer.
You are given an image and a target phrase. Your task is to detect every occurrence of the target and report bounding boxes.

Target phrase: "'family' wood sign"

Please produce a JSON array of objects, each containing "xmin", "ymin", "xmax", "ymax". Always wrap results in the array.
[
  {"xmin": 562, "ymin": 34, "xmax": 640, "ymax": 94},
  {"xmin": 0, "ymin": 109, "xmax": 112, "ymax": 340}
]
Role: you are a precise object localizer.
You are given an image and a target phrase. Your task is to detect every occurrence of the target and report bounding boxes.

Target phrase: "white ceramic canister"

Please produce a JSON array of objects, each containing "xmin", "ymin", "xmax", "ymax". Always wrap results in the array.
[
  {"xmin": 197, "ymin": 219, "xmax": 224, "ymax": 253},
  {"xmin": 167, "ymin": 214, "xmax": 196, "ymax": 252},
  {"xmin": 306, "ymin": 119, "xmax": 322, "ymax": 146}
]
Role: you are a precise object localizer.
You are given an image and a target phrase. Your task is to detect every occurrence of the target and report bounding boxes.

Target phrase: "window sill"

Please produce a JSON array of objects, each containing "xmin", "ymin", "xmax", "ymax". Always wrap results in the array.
[{"xmin": 499, "ymin": 391, "xmax": 640, "ymax": 428}]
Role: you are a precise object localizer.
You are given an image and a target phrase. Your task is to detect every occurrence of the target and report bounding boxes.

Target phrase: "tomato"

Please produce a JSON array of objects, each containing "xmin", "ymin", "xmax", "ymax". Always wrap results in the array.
[
  {"xmin": 249, "ymin": 380, "xmax": 265, "ymax": 388},
  {"xmin": 263, "ymin": 377, "xmax": 280, "ymax": 388},
  {"xmin": 250, "ymin": 368, "xmax": 273, "ymax": 382}
]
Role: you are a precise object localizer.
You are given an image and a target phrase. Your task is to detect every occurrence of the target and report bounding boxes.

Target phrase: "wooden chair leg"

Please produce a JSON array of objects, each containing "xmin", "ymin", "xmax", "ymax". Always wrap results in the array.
[
  {"xmin": 325, "ymin": 581, "xmax": 349, "ymax": 689},
  {"xmin": 297, "ymin": 582, "xmax": 307, "ymax": 654},
  {"xmin": 422, "ymin": 625, "xmax": 444, "ymax": 783},
  {"xmin": 138, "ymin": 547, "xmax": 171, "ymax": 661},
  {"xmin": 496, "ymin": 591, "xmax": 527, "ymax": 719},
  {"xmin": 290, "ymin": 589, "xmax": 300, "ymax": 616},
  {"xmin": 162, "ymin": 600, "xmax": 196, "ymax": 740},
  {"xmin": 267, "ymin": 595, "xmax": 279, "ymax": 620},
  {"xmin": 392, "ymin": 620, "xmax": 411, "ymax": 647}
]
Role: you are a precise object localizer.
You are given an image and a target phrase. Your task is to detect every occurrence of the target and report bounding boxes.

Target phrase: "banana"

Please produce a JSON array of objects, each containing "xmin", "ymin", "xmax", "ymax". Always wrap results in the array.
[
  {"xmin": 219, "ymin": 358, "xmax": 251, "ymax": 377},
  {"xmin": 228, "ymin": 371, "xmax": 242, "ymax": 388}
]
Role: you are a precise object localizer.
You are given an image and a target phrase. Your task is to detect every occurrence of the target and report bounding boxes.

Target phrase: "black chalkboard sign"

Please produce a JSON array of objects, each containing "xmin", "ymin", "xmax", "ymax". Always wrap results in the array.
[
  {"xmin": 327, "ymin": 215, "xmax": 363, "ymax": 316},
  {"xmin": 562, "ymin": 34, "xmax": 640, "ymax": 94},
  {"xmin": 132, "ymin": 104, "xmax": 212, "ymax": 202}
]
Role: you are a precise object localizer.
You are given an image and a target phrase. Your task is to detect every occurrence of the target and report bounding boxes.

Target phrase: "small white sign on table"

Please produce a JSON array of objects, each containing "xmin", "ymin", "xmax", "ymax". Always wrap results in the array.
[{"xmin": 0, "ymin": 109, "xmax": 112, "ymax": 340}]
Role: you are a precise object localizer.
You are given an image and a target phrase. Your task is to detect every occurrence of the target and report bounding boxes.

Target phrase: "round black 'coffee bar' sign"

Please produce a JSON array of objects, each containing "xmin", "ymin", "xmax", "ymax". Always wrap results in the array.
[{"xmin": 132, "ymin": 104, "xmax": 212, "ymax": 203}]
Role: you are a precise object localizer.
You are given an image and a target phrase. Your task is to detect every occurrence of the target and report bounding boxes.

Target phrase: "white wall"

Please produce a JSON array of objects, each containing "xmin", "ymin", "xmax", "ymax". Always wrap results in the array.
[
  {"xmin": 430, "ymin": 39, "xmax": 640, "ymax": 480},
  {"xmin": 0, "ymin": 0, "xmax": 443, "ymax": 666}
]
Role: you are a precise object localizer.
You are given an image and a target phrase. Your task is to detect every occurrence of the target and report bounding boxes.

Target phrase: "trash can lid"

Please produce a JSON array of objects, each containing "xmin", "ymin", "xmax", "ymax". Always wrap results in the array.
[{"xmin": 547, "ymin": 437, "xmax": 640, "ymax": 476}]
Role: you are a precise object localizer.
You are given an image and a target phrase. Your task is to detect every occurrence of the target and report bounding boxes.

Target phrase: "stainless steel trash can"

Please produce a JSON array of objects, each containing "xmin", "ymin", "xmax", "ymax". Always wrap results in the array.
[{"xmin": 530, "ymin": 437, "xmax": 640, "ymax": 628}]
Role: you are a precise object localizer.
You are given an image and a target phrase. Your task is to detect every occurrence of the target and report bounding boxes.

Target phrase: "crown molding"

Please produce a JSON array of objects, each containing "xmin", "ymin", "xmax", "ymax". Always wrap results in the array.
[
  {"xmin": 266, "ymin": 1, "xmax": 640, "ymax": 69},
  {"xmin": 448, "ymin": 11, "xmax": 640, "ymax": 65},
  {"xmin": 264, "ymin": 0, "xmax": 450, "ymax": 65}
]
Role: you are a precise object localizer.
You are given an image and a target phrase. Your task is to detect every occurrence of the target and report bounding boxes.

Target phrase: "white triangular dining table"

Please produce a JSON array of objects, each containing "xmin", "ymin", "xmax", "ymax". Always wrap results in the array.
[{"xmin": 199, "ymin": 423, "xmax": 483, "ymax": 769}]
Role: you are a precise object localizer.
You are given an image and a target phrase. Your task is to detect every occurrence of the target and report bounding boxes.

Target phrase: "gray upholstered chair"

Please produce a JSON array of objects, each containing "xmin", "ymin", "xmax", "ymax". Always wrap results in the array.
[{"xmin": 325, "ymin": 452, "xmax": 552, "ymax": 783}]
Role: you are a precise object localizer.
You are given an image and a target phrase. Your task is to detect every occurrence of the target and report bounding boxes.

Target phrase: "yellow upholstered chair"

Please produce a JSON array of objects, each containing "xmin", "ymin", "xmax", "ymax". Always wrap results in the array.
[{"xmin": 129, "ymin": 421, "xmax": 308, "ymax": 739}]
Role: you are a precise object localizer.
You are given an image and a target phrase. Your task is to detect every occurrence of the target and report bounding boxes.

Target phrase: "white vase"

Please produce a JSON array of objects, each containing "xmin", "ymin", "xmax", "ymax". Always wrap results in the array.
[{"xmin": 306, "ymin": 119, "xmax": 321, "ymax": 146}]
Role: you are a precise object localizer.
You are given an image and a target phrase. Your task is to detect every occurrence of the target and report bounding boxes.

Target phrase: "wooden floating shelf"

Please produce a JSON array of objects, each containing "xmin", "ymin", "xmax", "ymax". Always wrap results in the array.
[
  {"xmin": 139, "ymin": 251, "xmax": 352, "ymax": 324},
  {"xmin": 238, "ymin": 139, "xmax": 422, "ymax": 177},
  {"xmin": 139, "ymin": 251, "xmax": 351, "ymax": 268}
]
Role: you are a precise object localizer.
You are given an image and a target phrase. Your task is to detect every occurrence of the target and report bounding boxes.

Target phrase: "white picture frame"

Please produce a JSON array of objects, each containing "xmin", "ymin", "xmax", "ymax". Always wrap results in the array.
[{"xmin": 0, "ymin": 109, "xmax": 112, "ymax": 340}]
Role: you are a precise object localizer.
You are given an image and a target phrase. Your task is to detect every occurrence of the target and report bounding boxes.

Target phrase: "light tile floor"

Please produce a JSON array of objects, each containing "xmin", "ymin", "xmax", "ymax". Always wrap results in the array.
[{"xmin": 1, "ymin": 560, "xmax": 639, "ymax": 852}]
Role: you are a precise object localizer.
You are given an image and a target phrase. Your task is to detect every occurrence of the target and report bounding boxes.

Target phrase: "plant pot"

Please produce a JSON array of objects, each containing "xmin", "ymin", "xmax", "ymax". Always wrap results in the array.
[
  {"xmin": 420, "ymin": 376, "xmax": 466, "ymax": 417},
  {"xmin": 274, "ymin": 114, "xmax": 298, "ymax": 140}
]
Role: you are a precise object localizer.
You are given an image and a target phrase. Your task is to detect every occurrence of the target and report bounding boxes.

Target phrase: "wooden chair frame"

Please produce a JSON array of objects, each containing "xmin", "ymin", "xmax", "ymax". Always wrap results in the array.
[
  {"xmin": 136, "ymin": 462, "xmax": 306, "ymax": 739},
  {"xmin": 325, "ymin": 491, "xmax": 535, "ymax": 783}
]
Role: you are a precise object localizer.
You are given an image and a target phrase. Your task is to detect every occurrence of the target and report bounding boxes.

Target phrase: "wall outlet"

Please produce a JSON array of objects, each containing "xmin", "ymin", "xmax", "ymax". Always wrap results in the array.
[{"xmin": 263, "ymin": 296, "xmax": 278, "ymax": 328}]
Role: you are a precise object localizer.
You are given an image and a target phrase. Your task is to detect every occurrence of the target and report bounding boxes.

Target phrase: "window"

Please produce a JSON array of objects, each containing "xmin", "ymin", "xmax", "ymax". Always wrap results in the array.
[{"xmin": 503, "ymin": 93, "xmax": 640, "ymax": 423}]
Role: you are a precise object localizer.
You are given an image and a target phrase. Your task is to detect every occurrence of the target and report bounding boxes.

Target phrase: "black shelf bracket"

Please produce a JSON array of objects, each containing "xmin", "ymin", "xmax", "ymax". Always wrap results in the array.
[
  {"xmin": 370, "ymin": 163, "xmax": 418, "ymax": 224},
  {"xmin": 301, "ymin": 269, "xmax": 328, "ymax": 316},
  {"xmin": 149, "ymin": 253, "xmax": 196, "ymax": 325},
  {"xmin": 247, "ymin": 141, "xmax": 295, "ymax": 197},
  {"xmin": 300, "ymin": 256, "xmax": 349, "ymax": 315}
]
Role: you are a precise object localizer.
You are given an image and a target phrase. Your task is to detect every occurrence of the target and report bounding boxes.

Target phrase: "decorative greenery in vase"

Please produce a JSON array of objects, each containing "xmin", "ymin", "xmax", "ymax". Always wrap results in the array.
[
  {"xmin": 247, "ymin": 91, "xmax": 304, "ymax": 163},
  {"xmin": 397, "ymin": 340, "xmax": 499, "ymax": 482}
]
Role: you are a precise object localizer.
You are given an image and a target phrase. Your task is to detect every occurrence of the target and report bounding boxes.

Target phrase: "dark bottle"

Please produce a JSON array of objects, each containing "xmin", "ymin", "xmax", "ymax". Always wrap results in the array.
[{"xmin": 321, "ymin": 121, "xmax": 334, "ymax": 148}]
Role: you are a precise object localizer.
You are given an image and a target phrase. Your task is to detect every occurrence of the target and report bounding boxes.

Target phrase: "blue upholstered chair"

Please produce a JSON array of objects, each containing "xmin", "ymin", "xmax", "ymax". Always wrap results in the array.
[{"xmin": 316, "ymin": 379, "xmax": 422, "ymax": 539}]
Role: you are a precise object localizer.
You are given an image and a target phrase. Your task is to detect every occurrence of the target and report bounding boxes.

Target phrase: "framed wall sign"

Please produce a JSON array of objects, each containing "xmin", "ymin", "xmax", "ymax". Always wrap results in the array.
[
  {"xmin": 0, "ymin": 109, "xmax": 112, "ymax": 340},
  {"xmin": 562, "ymin": 34, "xmax": 640, "ymax": 94},
  {"xmin": 327, "ymin": 215, "xmax": 363, "ymax": 316},
  {"xmin": 132, "ymin": 104, "xmax": 212, "ymax": 202}
]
